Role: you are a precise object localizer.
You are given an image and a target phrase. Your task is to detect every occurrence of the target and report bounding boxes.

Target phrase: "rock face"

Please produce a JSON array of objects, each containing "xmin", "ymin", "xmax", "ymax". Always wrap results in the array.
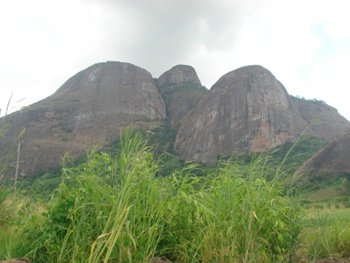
[
  {"xmin": 174, "ymin": 65, "xmax": 307, "ymax": 164},
  {"xmin": 292, "ymin": 97, "xmax": 350, "ymax": 141},
  {"xmin": 0, "ymin": 61, "xmax": 166, "ymax": 176},
  {"xmin": 300, "ymin": 132, "xmax": 350, "ymax": 177},
  {"xmin": 156, "ymin": 65, "xmax": 202, "ymax": 88},
  {"xmin": 1, "ymin": 61, "xmax": 349, "ymax": 176},
  {"xmin": 156, "ymin": 65, "xmax": 207, "ymax": 128}
]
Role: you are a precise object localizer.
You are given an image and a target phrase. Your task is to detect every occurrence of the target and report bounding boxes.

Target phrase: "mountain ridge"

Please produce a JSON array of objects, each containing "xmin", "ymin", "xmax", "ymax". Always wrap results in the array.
[{"xmin": 0, "ymin": 61, "xmax": 349, "ymax": 176}]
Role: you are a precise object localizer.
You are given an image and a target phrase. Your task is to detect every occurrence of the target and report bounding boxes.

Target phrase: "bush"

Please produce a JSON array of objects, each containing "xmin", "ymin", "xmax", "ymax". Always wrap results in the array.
[
  {"xmin": 314, "ymin": 204, "xmax": 324, "ymax": 209},
  {"xmin": 23, "ymin": 131, "xmax": 301, "ymax": 262},
  {"xmin": 29, "ymin": 131, "xmax": 163, "ymax": 262},
  {"xmin": 304, "ymin": 219, "xmax": 350, "ymax": 260},
  {"xmin": 0, "ymin": 189, "xmax": 44, "ymax": 260},
  {"xmin": 0, "ymin": 186, "xmax": 11, "ymax": 226}
]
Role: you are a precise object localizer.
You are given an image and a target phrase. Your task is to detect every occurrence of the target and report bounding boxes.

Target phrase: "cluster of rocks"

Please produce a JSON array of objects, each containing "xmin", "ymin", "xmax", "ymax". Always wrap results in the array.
[{"xmin": 0, "ymin": 61, "xmax": 349, "ymax": 177}]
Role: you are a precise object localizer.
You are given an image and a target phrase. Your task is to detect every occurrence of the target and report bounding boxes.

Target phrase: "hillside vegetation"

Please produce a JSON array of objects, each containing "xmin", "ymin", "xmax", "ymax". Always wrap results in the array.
[
  {"xmin": 1, "ymin": 62, "xmax": 350, "ymax": 262},
  {"xmin": 1, "ymin": 132, "xmax": 350, "ymax": 262},
  {"xmin": 0, "ymin": 131, "xmax": 302, "ymax": 262}
]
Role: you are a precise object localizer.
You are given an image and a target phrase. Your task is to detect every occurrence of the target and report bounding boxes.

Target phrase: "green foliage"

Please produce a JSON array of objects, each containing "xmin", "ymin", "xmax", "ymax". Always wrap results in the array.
[
  {"xmin": 146, "ymin": 120, "xmax": 177, "ymax": 156},
  {"xmin": 146, "ymin": 121, "xmax": 188, "ymax": 176},
  {"xmin": 27, "ymin": 172, "xmax": 63, "ymax": 198},
  {"xmin": 28, "ymin": 131, "xmax": 164, "ymax": 262},
  {"xmin": 3, "ymin": 130, "xmax": 350, "ymax": 262},
  {"xmin": 0, "ymin": 185, "xmax": 11, "ymax": 226},
  {"xmin": 2, "ymin": 93, "xmax": 349, "ymax": 262},
  {"xmin": 0, "ymin": 190, "xmax": 44, "ymax": 259},
  {"xmin": 343, "ymin": 176, "xmax": 350, "ymax": 194},
  {"xmin": 301, "ymin": 208, "xmax": 350, "ymax": 260},
  {"xmin": 269, "ymin": 135, "xmax": 325, "ymax": 173},
  {"xmin": 11, "ymin": 131, "xmax": 300, "ymax": 262},
  {"xmin": 157, "ymin": 159, "xmax": 301, "ymax": 263},
  {"xmin": 299, "ymin": 178, "xmax": 350, "ymax": 210}
]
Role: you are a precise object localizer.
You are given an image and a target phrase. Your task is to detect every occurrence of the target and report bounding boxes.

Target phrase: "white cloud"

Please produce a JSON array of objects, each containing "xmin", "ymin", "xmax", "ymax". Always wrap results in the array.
[{"xmin": 1, "ymin": 0, "xmax": 350, "ymax": 120}]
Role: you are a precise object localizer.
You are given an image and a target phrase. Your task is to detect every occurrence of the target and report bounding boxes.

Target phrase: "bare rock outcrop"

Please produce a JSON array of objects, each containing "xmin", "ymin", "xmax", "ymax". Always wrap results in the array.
[
  {"xmin": 292, "ymin": 97, "xmax": 350, "ymax": 141},
  {"xmin": 300, "ymin": 132, "xmax": 350, "ymax": 178},
  {"xmin": 175, "ymin": 65, "xmax": 307, "ymax": 164},
  {"xmin": 156, "ymin": 64, "xmax": 201, "ymax": 88},
  {"xmin": 0, "ymin": 61, "xmax": 165, "ymax": 176},
  {"xmin": 156, "ymin": 65, "xmax": 207, "ymax": 128},
  {"xmin": 1, "ymin": 61, "xmax": 349, "ymax": 176}
]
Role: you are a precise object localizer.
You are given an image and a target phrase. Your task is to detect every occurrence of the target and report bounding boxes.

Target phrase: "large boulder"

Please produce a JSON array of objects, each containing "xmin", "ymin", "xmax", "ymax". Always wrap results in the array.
[
  {"xmin": 175, "ymin": 65, "xmax": 307, "ymax": 164},
  {"xmin": 0, "ymin": 61, "xmax": 166, "ymax": 176},
  {"xmin": 292, "ymin": 97, "xmax": 350, "ymax": 141},
  {"xmin": 300, "ymin": 132, "xmax": 350, "ymax": 178}
]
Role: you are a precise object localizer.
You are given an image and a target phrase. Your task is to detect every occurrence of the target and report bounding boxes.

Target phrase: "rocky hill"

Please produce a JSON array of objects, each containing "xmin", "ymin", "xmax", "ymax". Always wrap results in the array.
[
  {"xmin": 156, "ymin": 65, "xmax": 207, "ymax": 128},
  {"xmin": 1, "ymin": 61, "xmax": 349, "ymax": 176},
  {"xmin": 174, "ymin": 66, "xmax": 350, "ymax": 164},
  {"xmin": 174, "ymin": 65, "xmax": 308, "ymax": 164},
  {"xmin": 0, "ymin": 61, "xmax": 165, "ymax": 176},
  {"xmin": 300, "ymin": 132, "xmax": 350, "ymax": 178},
  {"xmin": 292, "ymin": 97, "xmax": 350, "ymax": 141}
]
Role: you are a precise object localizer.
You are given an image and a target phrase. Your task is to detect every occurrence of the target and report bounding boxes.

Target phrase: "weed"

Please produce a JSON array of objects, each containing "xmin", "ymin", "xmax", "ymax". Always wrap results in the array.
[
  {"xmin": 2, "ymin": 132, "xmax": 303, "ymax": 262},
  {"xmin": 299, "ymin": 208, "xmax": 350, "ymax": 261}
]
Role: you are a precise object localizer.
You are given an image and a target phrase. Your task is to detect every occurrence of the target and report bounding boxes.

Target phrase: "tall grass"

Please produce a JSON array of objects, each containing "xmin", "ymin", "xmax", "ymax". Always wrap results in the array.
[
  {"xmin": 27, "ymin": 131, "xmax": 165, "ymax": 262},
  {"xmin": 2, "ymin": 131, "xmax": 301, "ymax": 262},
  {"xmin": 88, "ymin": 131, "xmax": 163, "ymax": 263},
  {"xmin": 300, "ymin": 208, "xmax": 350, "ymax": 261},
  {"xmin": 0, "ymin": 189, "xmax": 44, "ymax": 260},
  {"xmin": 159, "ymin": 159, "xmax": 300, "ymax": 263}
]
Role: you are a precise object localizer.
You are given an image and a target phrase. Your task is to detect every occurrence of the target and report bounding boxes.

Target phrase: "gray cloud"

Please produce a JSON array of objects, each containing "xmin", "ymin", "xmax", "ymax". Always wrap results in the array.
[
  {"xmin": 1, "ymin": 0, "xmax": 350, "ymax": 119},
  {"xmin": 86, "ymin": 0, "xmax": 247, "ymax": 76}
]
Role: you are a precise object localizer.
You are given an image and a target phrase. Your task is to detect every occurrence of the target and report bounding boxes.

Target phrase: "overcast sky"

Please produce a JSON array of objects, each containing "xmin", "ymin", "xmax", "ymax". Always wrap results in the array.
[{"xmin": 1, "ymin": 0, "xmax": 350, "ymax": 119}]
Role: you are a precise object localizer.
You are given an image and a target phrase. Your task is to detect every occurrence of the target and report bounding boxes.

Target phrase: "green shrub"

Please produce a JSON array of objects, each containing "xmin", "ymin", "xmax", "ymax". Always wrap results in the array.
[
  {"xmin": 314, "ymin": 204, "xmax": 324, "ymax": 209},
  {"xmin": 21, "ymin": 131, "xmax": 301, "ymax": 263},
  {"xmin": 304, "ymin": 219, "xmax": 350, "ymax": 260},
  {"xmin": 29, "ymin": 131, "xmax": 164, "ymax": 262},
  {"xmin": 0, "ymin": 186, "xmax": 11, "ymax": 226},
  {"xmin": 0, "ymin": 190, "xmax": 45, "ymax": 260}
]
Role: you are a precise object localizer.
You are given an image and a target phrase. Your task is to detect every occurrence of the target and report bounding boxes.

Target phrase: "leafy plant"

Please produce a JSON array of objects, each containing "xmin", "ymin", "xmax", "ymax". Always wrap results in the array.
[
  {"xmin": 302, "ymin": 214, "xmax": 350, "ymax": 260},
  {"xmin": 3, "ymin": 131, "xmax": 303, "ymax": 262}
]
